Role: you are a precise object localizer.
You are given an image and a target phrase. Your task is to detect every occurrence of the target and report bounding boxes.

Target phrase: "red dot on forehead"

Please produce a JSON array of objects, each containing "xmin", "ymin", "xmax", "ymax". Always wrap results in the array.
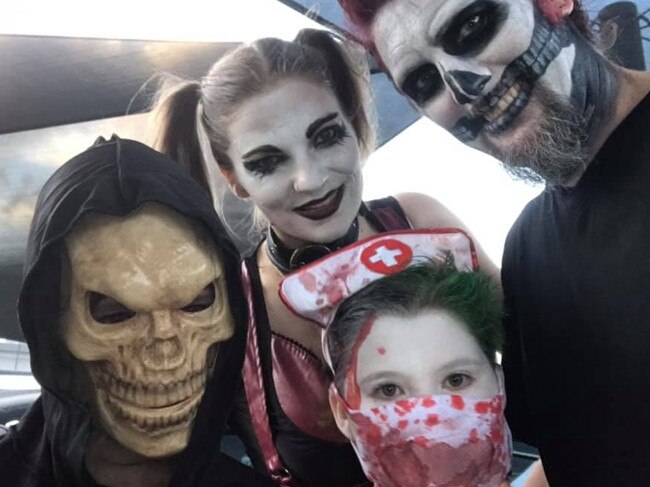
[{"xmin": 377, "ymin": 346, "xmax": 386, "ymax": 355}]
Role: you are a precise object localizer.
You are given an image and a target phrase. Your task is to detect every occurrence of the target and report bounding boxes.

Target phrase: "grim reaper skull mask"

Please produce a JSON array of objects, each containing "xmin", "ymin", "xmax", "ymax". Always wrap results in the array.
[{"xmin": 61, "ymin": 203, "xmax": 235, "ymax": 458}]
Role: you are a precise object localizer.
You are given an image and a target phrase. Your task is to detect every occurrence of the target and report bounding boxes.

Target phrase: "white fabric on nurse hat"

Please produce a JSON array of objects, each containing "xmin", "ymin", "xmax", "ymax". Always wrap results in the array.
[{"xmin": 279, "ymin": 229, "xmax": 478, "ymax": 328}]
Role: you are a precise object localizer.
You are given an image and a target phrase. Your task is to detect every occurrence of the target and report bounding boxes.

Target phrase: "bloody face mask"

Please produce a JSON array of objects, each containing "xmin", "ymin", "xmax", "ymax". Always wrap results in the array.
[
  {"xmin": 331, "ymin": 373, "xmax": 511, "ymax": 487},
  {"xmin": 61, "ymin": 203, "xmax": 235, "ymax": 458}
]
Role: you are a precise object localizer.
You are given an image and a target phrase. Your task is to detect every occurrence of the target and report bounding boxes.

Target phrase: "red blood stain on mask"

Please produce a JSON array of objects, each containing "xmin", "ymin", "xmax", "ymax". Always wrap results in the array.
[
  {"xmin": 537, "ymin": 0, "xmax": 569, "ymax": 24},
  {"xmin": 422, "ymin": 397, "xmax": 436, "ymax": 408},
  {"xmin": 425, "ymin": 414, "xmax": 440, "ymax": 427},
  {"xmin": 414, "ymin": 435, "xmax": 429, "ymax": 447},
  {"xmin": 350, "ymin": 411, "xmax": 383, "ymax": 446},
  {"xmin": 362, "ymin": 438, "xmax": 505, "ymax": 487},
  {"xmin": 398, "ymin": 419, "xmax": 409, "ymax": 430},
  {"xmin": 344, "ymin": 314, "xmax": 376, "ymax": 409},
  {"xmin": 322, "ymin": 261, "xmax": 358, "ymax": 306},
  {"xmin": 475, "ymin": 401, "xmax": 490, "ymax": 414},
  {"xmin": 451, "ymin": 395, "xmax": 465, "ymax": 410},
  {"xmin": 396, "ymin": 399, "xmax": 415, "ymax": 414},
  {"xmin": 298, "ymin": 272, "xmax": 317, "ymax": 292},
  {"xmin": 377, "ymin": 346, "xmax": 386, "ymax": 355},
  {"xmin": 490, "ymin": 425, "xmax": 504, "ymax": 444},
  {"xmin": 469, "ymin": 428, "xmax": 480, "ymax": 443}
]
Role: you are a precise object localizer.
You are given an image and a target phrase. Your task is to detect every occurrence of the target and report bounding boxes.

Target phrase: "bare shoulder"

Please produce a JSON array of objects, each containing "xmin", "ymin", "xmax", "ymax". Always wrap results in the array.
[{"xmin": 393, "ymin": 192, "xmax": 501, "ymax": 281}]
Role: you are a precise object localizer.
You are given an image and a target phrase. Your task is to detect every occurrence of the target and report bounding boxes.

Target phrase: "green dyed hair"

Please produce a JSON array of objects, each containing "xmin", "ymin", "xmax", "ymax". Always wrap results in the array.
[{"xmin": 327, "ymin": 256, "xmax": 503, "ymax": 393}]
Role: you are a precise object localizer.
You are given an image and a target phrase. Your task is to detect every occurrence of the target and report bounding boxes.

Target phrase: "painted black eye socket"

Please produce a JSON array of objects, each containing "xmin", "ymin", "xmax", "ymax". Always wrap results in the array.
[
  {"xmin": 181, "ymin": 283, "xmax": 215, "ymax": 313},
  {"xmin": 243, "ymin": 153, "xmax": 287, "ymax": 177},
  {"xmin": 89, "ymin": 292, "xmax": 136, "ymax": 324},
  {"xmin": 441, "ymin": 0, "xmax": 507, "ymax": 57},
  {"xmin": 401, "ymin": 63, "xmax": 443, "ymax": 107}
]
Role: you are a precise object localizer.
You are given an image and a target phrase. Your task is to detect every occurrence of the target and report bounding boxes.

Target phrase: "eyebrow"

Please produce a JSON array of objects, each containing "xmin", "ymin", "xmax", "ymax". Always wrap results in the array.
[
  {"xmin": 359, "ymin": 370, "xmax": 406, "ymax": 387},
  {"xmin": 360, "ymin": 358, "xmax": 486, "ymax": 385},
  {"xmin": 437, "ymin": 358, "xmax": 486, "ymax": 373},
  {"xmin": 242, "ymin": 144, "xmax": 282, "ymax": 160},
  {"xmin": 305, "ymin": 112, "xmax": 339, "ymax": 139}
]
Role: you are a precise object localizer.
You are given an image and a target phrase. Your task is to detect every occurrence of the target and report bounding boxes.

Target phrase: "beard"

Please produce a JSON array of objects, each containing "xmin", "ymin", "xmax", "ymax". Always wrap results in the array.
[{"xmin": 481, "ymin": 82, "xmax": 590, "ymax": 186}]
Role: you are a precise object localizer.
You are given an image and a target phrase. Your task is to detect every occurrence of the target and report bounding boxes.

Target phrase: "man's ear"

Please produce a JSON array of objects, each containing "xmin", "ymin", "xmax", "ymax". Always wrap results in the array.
[
  {"xmin": 329, "ymin": 385, "xmax": 353, "ymax": 440},
  {"xmin": 538, "ymin": 0, "xmax": 575, "ymax": 24},
  {"xmin": 219, "ymin": 166, "xmax": 249, "ymax": 199}
]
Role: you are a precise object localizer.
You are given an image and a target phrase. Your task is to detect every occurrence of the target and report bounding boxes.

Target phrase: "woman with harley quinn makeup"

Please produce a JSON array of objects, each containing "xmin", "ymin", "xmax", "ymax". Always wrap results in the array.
[
  {"xmin": 149, "ymin": 29, "xmax": 498, "ymax": 487},
  {"xmin": 280, "ymin": 230, "xmax": 512, "ymax": 487}
]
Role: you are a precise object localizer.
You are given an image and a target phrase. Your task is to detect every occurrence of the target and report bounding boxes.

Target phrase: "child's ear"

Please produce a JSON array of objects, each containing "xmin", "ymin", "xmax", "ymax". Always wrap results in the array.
[{"xmin": 329, "ymin": 385, "xmax": 353, "ymax": 439}]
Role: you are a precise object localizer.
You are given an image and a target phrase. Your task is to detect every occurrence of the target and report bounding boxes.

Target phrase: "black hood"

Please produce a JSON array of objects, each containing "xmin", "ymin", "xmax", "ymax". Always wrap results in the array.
[{"xmin": 7, "ymin": 135, "xmax": 249, "ymax": 486}]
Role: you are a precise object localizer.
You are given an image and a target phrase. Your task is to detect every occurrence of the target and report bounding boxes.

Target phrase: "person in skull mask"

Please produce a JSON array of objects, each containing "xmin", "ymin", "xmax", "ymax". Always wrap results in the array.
[
  {"xmin": 0, "ymin": 135, "xmax": 275, "ymax": 487},
  {"xmin": 338, "ymin": 0, "xmax": 650, "ymax": 485}
]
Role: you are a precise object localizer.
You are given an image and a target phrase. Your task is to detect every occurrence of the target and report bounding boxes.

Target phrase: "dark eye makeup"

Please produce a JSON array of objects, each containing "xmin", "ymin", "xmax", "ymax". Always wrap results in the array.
[
  {"xmin": 313, "ymin": 123, "xmax": 350, "ymax": 148},
  {"xmin": 243, "ymin": 149, "xmax": 288, "ymax": 177},
  {"xmin": 401, "ymin": 63, "xmax": 444, "ymax": 107},
  {"xmin": 441, "ymin": 0, "xmax": 508, "ymax": 56},
  {"xmin": 89, "ymin": 292, "xmax": 136, "ymax": 324},
  {"xmin": 242, "ymin": 120, "xmax": 350, "ymax": 177}
]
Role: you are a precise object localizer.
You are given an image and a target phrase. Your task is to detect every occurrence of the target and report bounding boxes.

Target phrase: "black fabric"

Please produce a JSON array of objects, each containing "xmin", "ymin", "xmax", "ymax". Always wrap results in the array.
[
  {"xmin": 502, "ymin": 93, "xmax": 650, "ymax": 486},
  {"xmin": 265, "ymin": 216, "xmax": 360, "ymax": 274},
  {"xmin": 235, "ymin": 197, "xmax": 410, "ymax": 487},
  {"xmin": 0, "ymin": 136, "xmax": 273, "ymax": 487}
]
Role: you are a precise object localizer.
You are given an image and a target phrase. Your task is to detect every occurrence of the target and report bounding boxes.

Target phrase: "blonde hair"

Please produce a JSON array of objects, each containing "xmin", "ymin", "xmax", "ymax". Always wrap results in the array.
[{"xmin": 148, "ymin": 30, "xmax": 376, "ymax": 200}]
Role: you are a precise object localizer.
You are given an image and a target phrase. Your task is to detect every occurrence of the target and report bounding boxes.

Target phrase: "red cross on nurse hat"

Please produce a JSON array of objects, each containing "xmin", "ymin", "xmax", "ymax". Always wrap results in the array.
[{"xmin": 279, "ymin": 229, "xmax": 478, "ymax": 328}]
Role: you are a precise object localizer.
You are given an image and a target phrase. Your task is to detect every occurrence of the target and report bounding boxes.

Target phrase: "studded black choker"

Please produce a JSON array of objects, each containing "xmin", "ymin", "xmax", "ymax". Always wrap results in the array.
[{"xmin": 265, "ymin": 218, "xmax": 360, "ymax": 274}]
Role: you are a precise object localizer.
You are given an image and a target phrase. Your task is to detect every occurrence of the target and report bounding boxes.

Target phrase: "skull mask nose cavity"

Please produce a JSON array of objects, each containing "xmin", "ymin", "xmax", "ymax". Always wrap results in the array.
[
  {"xmin": 447, "ymin": 70, "xmax": 491, "ymax": 103},
  {"xmin": 142, "ymin": 336, "xmax": 186, "ymax": 370}
]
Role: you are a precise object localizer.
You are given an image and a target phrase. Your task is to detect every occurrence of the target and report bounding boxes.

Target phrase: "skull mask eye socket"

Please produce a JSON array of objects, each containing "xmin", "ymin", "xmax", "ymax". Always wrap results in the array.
[
  {"xmin": 89, "ymin": 292, "xmax": 136, "ymax": 324},
  {"xmin": 180, "ymin": 283, "xmax": 216, "ymax": 313},
  {"xmin": 401, "ymin": 63, "xmax": 444, "ymax": 107},
  {"xmin": 441, "ymin": 0, "xmax": 508, "ymax": 56}
]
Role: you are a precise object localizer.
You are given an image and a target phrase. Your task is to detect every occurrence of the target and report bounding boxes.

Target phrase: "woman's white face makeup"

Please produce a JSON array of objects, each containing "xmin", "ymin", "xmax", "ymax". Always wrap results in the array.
[
  {"xmin": 352, "ymin": 309, "xmax": 498, "ymax": 410},
  {"xmin": 226, "ymin": 79, "xmax": 363, "ymax": 248},
  {"xmin": 372, "ymin": 0, "xmax": 579, "ymax": 176}
]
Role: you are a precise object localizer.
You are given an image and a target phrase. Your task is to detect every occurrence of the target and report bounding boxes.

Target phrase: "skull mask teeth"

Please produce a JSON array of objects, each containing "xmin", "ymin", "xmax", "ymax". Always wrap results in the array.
[
  {"xmin": 61, "ymin": 204, "xmax": 235, "ymax": 458},
  {"xmin": 90, "ymin": 359, "xmax": 209, "ymax": 435}
]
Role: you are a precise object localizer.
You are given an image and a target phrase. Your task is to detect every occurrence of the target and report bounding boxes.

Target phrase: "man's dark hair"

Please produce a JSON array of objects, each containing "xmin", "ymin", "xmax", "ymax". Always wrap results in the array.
[{"xmin": 338, "ymin": 0, "xmax": 593, "ymax": 46}]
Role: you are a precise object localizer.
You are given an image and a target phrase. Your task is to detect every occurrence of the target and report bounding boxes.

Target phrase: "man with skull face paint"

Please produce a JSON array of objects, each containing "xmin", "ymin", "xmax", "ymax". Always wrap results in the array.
[
  {"xmin": 0, "ymin": 136, "xmax": 275, "ymax": 487},
  {"xmin": 339, "ymin": 0, "xmax": 650, "ymax": 485}
]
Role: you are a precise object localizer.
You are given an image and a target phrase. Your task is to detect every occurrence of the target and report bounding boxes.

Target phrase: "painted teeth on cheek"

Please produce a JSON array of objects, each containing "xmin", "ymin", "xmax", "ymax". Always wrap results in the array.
[
  {"xmin": 454, "ymin": 10, "xmax": 568, "ymax": 140},
  {"xmin": 483, "ymin": 84, "xmax": 521, "ymax": 123}
]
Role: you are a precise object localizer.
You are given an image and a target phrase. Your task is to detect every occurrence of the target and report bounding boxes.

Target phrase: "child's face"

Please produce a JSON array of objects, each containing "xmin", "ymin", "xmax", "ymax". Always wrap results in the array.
[
  {"xmin": 350, "ymin": 309, "xmax": 498, "ymax": 409},
  {"xmin": 330, "ymin": 308, "xmax": 511, "ymax": 487}
]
